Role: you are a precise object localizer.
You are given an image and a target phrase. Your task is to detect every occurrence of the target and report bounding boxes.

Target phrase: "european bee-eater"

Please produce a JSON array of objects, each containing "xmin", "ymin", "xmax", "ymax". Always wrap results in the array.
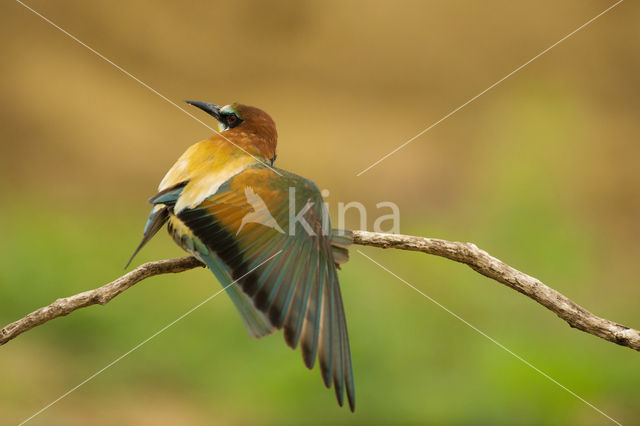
[{"xmin": 128, "ymin": 101, "xmax": 355, "ymax": 411}]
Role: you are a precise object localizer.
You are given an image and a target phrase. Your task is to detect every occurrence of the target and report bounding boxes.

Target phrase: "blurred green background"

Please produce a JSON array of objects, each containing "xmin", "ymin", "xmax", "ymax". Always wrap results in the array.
[{"xmin": 1, "ymin": 0, "xmax": 639, "ymax": 424}]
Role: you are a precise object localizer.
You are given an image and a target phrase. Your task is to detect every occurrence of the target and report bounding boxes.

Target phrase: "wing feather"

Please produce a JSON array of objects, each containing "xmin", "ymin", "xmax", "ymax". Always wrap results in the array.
[
  {"xmin": 284, "ymin": 237, "xmax": 317, "ymax": 348},
  {"xmin": 168, "ymin": 164, "xmax": 355, "ymax": 411}
]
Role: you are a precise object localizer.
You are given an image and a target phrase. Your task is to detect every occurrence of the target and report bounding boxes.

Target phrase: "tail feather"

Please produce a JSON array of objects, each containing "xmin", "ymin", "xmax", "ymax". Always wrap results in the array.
[
  {"xmin": 125, "ymin": 206, "xmax": 169, "ymax": 269},
  {"xmin": 330, "ymin": 229, "xmax": 353, "ymax": 267}
]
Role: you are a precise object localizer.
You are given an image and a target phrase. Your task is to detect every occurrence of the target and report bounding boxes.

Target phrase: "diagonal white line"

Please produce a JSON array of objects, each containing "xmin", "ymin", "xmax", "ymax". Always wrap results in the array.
[
  {"xmin": 14, "ymin": 0, "xmax": 282, "ymax": 176},
  {"xmin": 357, "ymin": 250, "xmax": 622, "ymax": 426},
  {"xmin": 19, "ymin": 250, "xmax": 282, "ymax": 425},
  {"xmin": 356, "ymin": 0, "xmax": 624, "ymax": 176}
]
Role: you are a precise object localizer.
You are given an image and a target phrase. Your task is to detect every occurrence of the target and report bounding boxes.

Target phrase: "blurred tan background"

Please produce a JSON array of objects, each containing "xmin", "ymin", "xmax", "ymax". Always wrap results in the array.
[{"xmin": 1, "ymin": 0, "xmax": 639, "ymax": 424}]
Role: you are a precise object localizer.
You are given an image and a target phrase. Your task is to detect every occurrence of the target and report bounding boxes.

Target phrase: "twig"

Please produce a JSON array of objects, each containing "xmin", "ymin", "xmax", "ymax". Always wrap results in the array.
[
  {"xmin": 352, "ymin": 230, "xmax": 640, "ymax": 352},
  {"xmin": 0, "ymin": 256, "xmax": 204, "ymax": 346},
  {"xmin": 1, "ymin": 231, "xmax": 638, "ymax": 352}
]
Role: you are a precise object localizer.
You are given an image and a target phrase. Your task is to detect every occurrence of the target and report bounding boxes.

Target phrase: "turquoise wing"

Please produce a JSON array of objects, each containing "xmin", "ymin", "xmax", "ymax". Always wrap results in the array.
[{"xmin": 168, "ymin": 164, "xmax": 355, "ymax": 411}]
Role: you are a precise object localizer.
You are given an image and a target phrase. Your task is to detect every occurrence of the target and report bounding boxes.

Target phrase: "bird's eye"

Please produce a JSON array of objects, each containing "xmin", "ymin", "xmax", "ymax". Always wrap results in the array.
[{"xmin": 227, "ymin": 113, "xmax": 238, "ymax": 126}]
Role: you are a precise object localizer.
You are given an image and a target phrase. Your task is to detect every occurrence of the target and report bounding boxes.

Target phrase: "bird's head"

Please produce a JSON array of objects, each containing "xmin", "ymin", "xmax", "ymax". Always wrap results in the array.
[{"xmin": 186, "ymin": 100, "xmax": 278, "ymax": 164}]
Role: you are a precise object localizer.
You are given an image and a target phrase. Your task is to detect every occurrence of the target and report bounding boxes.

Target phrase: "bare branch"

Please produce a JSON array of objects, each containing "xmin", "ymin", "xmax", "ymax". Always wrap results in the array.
[
  {"xmin": 0, "ymin": 256, "xmax": 204, "ymax": 346},
  {"xmin": 352, "ymin": 230, "xmax": 640, "ymax": 352},
  {"xmin": 1, "ymin": 231, "xmax": 638, "ymax": 352}
]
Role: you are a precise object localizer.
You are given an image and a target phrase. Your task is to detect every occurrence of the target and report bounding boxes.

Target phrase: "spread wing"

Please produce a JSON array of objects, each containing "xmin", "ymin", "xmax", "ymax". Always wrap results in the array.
[{"xmin": 166, "ymin": 165, "xmax": 355, "ymax": 411}]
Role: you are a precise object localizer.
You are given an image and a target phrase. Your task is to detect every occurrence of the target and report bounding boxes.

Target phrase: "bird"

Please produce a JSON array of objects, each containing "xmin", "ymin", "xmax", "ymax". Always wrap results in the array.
[{"xmin": 127, "ymin": 100, "xmax": 355, "ymax": 411}]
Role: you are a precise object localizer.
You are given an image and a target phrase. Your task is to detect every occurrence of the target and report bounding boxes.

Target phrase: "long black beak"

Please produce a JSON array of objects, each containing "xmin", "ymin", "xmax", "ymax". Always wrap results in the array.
[{"xmin": 185, "ymin": 100, "xmax": 222, "ymax": 121}]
